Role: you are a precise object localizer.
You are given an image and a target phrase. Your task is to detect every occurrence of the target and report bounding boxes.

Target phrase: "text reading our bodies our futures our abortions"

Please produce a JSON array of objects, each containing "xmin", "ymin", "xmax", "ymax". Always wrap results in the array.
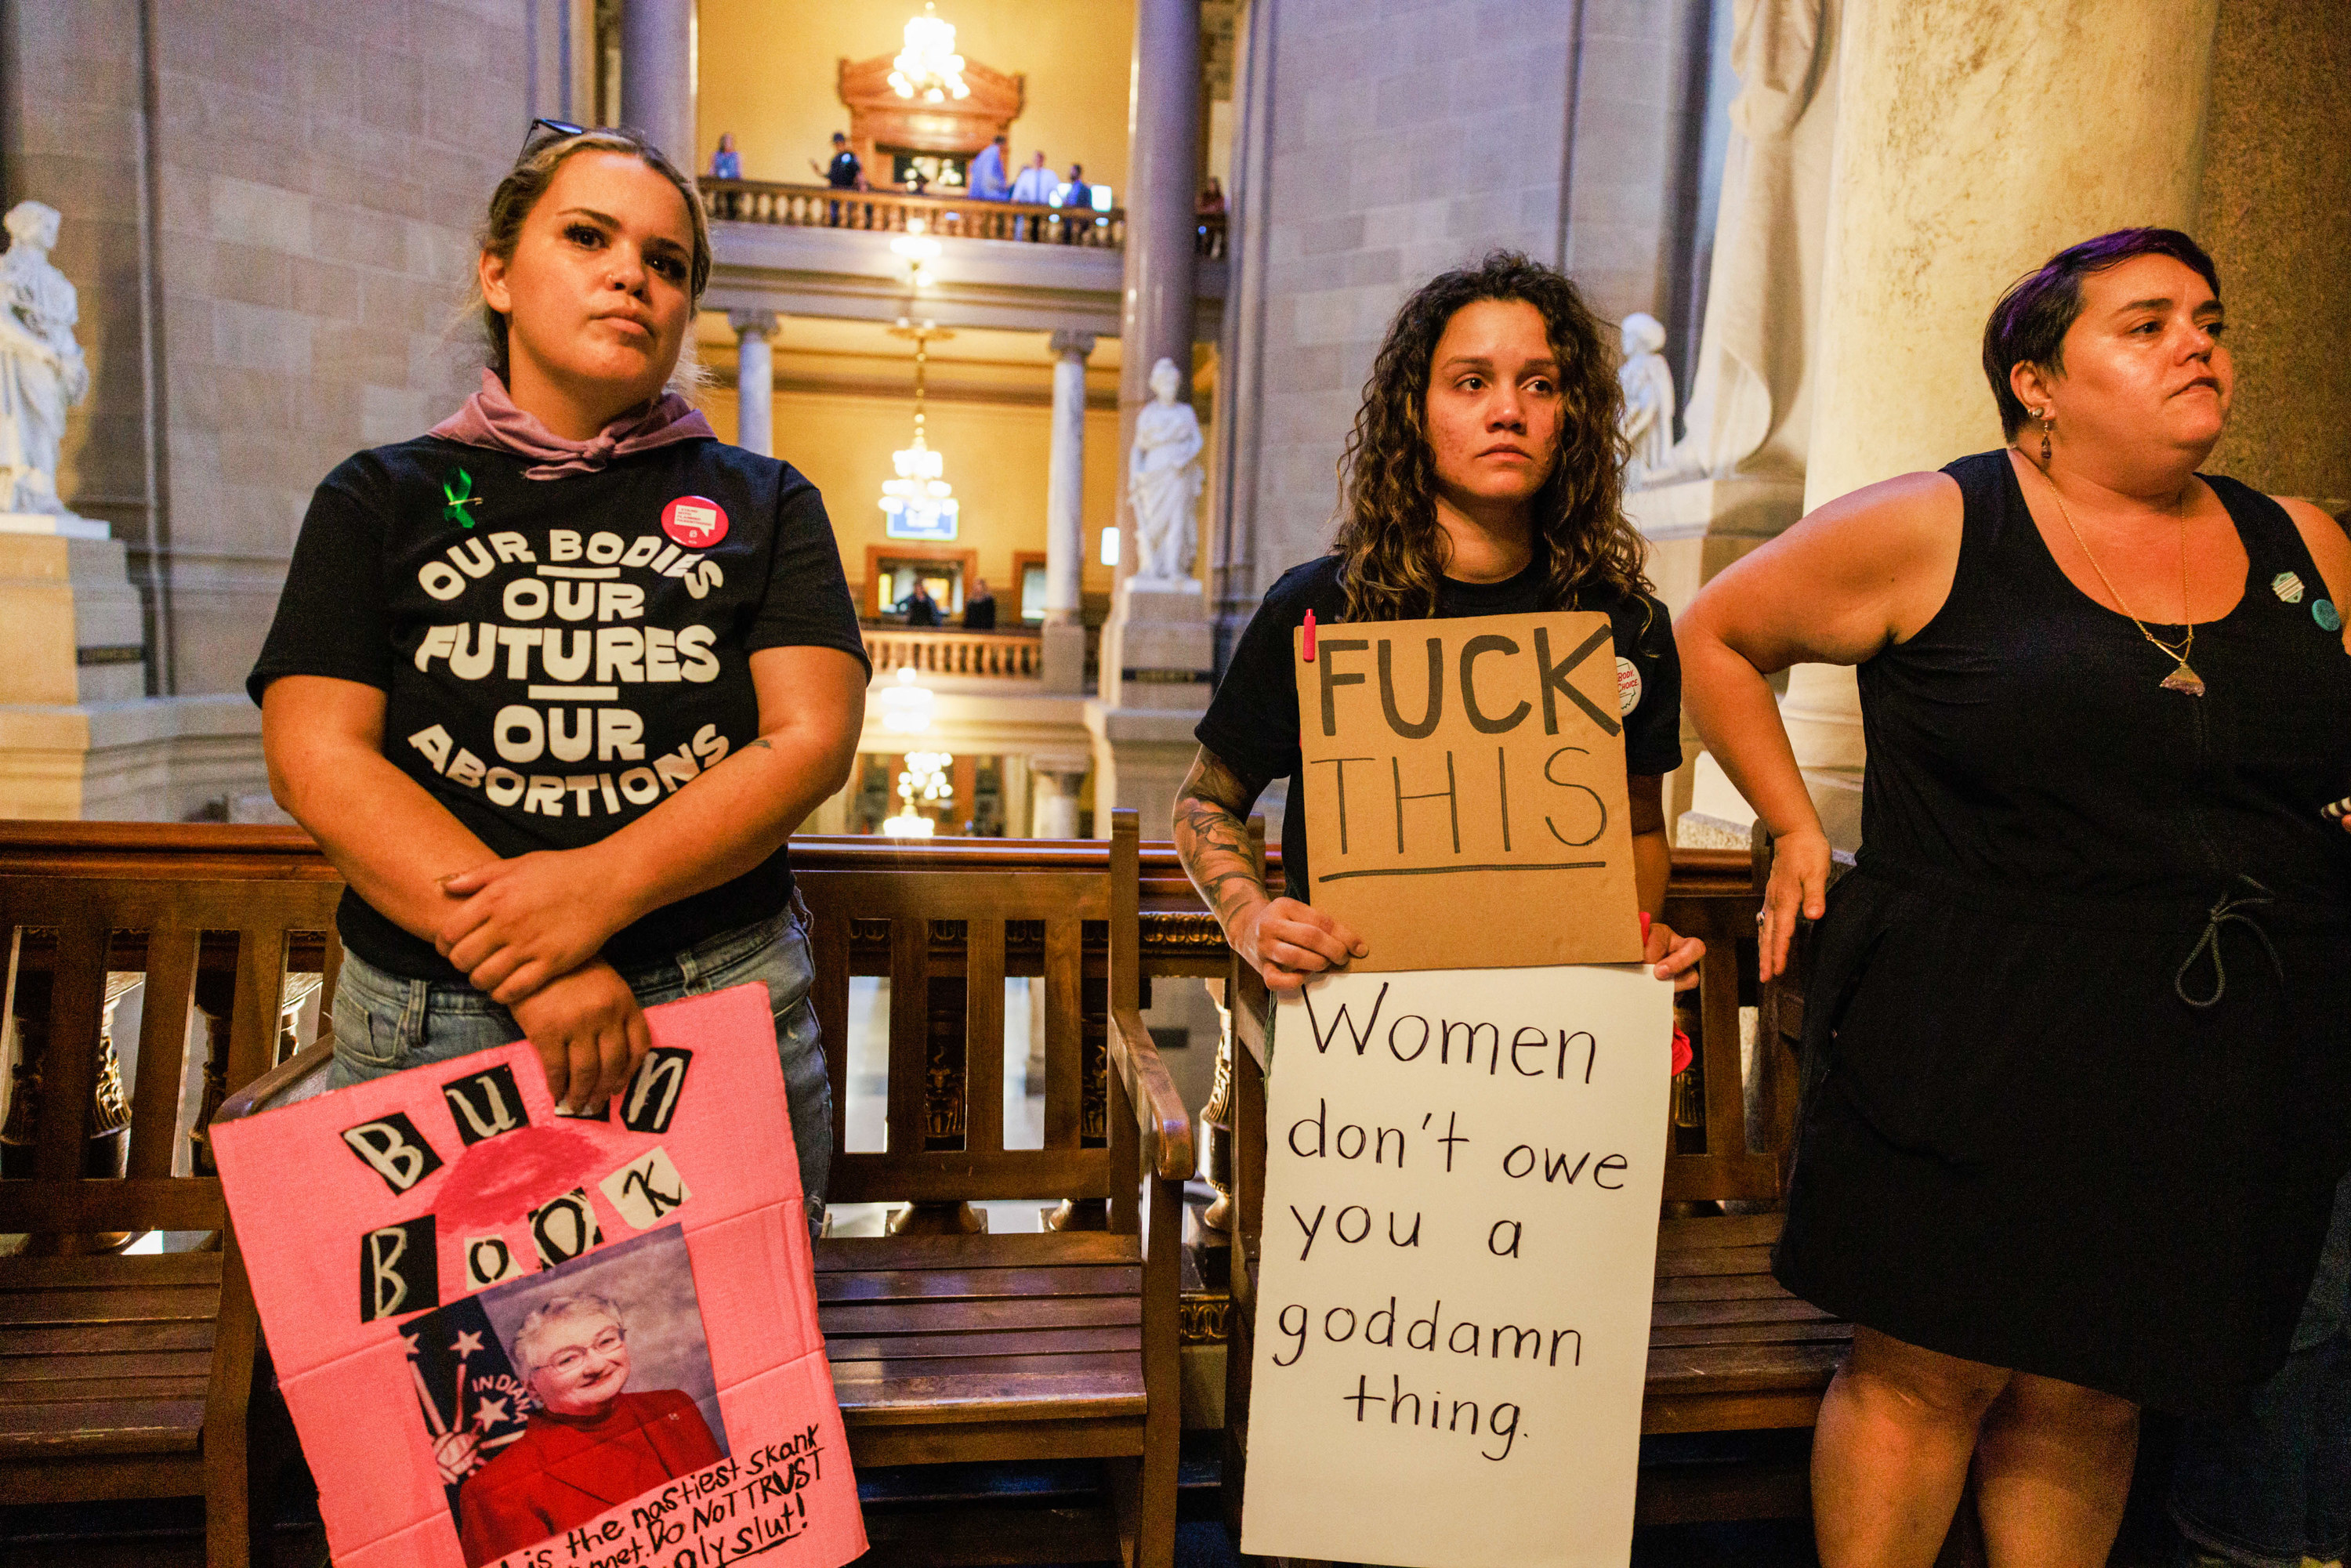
[
  {"xmin": 1238, "ymin": 965, "xmax": 1673, "ymax": 1568},
  {"xmin": 209, "ymin": 985, "xmax": 867, "ymax": 1568},
  {"xmin": 407, "ymin": 527, "xmax": 734, "ymax": 822},
  {"xmin": 1294, "ymin": 610, "xmax": 1643, "ymax": 972}
]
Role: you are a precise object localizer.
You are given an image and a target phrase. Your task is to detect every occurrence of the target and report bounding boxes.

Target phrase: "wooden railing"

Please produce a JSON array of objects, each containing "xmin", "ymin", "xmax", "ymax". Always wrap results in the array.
[
  {"xmin": 701, "ymin": 177, "xmax": 1230, "ymax": 258},
  {"xmin": 863, "ymin": 626, "xmax": 1043, "ymax": 679}
]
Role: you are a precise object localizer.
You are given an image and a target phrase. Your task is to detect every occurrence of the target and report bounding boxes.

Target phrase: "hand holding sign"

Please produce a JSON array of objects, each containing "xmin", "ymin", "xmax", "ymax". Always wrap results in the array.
[{"xmin": 1231, "ymin": 897, "xmax": 1369, "ymax": 994}]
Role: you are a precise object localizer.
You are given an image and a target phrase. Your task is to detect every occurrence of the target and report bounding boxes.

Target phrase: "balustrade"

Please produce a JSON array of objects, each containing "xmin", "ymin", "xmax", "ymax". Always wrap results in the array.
[
  {"xmin": 701, "ymin": 178, "xmax": 1229, "ymax": 258},
  {"xmin": 862, "ymin": 626, "xmax": 1045, "ymax": 679}
]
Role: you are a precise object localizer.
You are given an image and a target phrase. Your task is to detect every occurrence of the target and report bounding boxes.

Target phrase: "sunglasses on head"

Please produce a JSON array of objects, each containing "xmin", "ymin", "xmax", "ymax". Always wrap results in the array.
[{"xmin": 518, "ymin": 117, "xmax": 600, "ymax": 160}]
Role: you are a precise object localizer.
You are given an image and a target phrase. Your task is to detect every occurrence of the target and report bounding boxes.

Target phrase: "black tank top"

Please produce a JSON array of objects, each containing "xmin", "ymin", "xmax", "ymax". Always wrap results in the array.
[{"xmin": 1856, "ymin": 450, "xmax": 2351, "ymax": 921}]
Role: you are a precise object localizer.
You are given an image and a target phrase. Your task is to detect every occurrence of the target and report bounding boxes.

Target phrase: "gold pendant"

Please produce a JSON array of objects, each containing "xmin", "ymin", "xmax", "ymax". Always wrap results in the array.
[{"xmin": 2161, "ymin": 664, "xmax": 2207, "ymax": 696}]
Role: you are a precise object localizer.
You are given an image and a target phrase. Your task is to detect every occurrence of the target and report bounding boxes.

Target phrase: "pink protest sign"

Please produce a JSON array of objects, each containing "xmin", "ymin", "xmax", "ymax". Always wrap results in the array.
[{"xmin": 212, "ymin": 982, "xmax": 866, "ymax": 1568}]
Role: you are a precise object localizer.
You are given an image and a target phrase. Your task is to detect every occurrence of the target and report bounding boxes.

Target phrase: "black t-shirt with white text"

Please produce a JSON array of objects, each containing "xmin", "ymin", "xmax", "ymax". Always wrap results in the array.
[
  {"xmin": 249, "ymin": 436, "xmax": 868, "ymax": 983},
  {"xmin": 1195, "ymin": 554, "xmax": 1683, "ymax": 897}
]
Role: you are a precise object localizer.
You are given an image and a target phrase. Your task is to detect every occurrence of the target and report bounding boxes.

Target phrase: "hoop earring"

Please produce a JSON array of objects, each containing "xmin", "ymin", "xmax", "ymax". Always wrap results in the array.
[{"xmin": 2039, "ymin": 412, "xmax": 2053, "ymax": 465}]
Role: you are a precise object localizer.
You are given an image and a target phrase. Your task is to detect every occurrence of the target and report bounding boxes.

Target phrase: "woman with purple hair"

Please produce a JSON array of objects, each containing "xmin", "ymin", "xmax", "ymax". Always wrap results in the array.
[{"xmin": 1679, "ymin": 229, "xmax": 2351, "ymax": 1567}]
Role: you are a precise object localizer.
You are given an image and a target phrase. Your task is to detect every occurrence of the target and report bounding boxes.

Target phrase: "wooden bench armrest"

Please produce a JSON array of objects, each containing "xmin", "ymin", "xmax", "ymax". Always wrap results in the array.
[
  {"xmin": 1109, "ymin": 1004, "xmax": 1194, "ymax": 1181},
  {"xmin": 1230, "ymin": 960, "xmax": 1270, "ymax": 1073},
  {"xmin": 214, "ymin": 1036, "xmax": 337, "ymax": 1126}
]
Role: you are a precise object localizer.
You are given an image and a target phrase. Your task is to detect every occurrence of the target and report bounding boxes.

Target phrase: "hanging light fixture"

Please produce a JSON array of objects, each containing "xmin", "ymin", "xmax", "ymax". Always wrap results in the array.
[
  {"xmin": 888, "ymin": 3, "xmax": 971, "ymax": 103},
  {"xmin": 883, "ymin": 749, "xmax": 954, "ymax": 838},
  {"xmin": 880, "ymin": 319, "xmax": 958, "ymax": 541}
]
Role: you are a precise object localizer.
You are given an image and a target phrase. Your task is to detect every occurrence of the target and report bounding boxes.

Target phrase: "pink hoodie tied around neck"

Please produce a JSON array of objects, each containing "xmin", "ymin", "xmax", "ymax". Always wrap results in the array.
[{"xmin": 429, "ymin": 368, "xmax": 715, "ymax": 480}]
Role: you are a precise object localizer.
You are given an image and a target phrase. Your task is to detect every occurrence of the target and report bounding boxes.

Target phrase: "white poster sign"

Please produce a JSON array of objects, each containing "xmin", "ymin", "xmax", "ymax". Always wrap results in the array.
[{"xmin": 1239, "ymin": 964, "xmax": 1674, "ymax": 1568}]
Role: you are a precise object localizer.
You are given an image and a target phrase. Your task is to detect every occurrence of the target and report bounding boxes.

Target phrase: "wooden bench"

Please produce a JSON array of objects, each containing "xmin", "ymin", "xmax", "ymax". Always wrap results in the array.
[
  {"xmin": 794, "ymin": 809, "xmax": 1192, "ymax": 1568},
  {"xmin": 1217, "ymin": 833, "xmax": 1847, "ymax": 1547},
  {"xmin": 0, "ymin": 823, "xmax": 342, "ymax": 1567},
  {"xmin": 172, "ymin": 813, "xmax": 1192, "ymax": 1566}
]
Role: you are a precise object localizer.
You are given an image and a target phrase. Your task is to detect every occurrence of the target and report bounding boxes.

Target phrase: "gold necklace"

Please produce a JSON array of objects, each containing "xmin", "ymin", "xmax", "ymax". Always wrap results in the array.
[{"xmin": 2030, "ymin": 456, "xmax": 2204, "ymax": 696}]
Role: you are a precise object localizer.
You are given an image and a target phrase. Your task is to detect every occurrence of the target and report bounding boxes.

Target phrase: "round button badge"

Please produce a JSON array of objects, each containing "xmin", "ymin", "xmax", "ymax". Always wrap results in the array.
[
  {"xmin": 1616, "ymin": 656, "xmax": 1643, "ymax": 715},
  {"xmin": 661, "ymin": 495, "xmax": 729, "ymax": 549}
]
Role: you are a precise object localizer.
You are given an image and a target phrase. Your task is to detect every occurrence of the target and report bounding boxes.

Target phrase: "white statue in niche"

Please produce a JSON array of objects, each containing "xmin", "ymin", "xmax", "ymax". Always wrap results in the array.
[
  {"xmin": 1667, "ymin": 0, "xmax": 1835, "ymax": 483},
  {"xmin": 1128, "ymin": 357, "xmax": 1202, "ymax": 585},
  {"xmin": 0, "ymin": 201, "xmax": 91, "ymax": 517},
  {"xmin": 1617, "ymin": 313, "xmax": 1676, "ymax": 491}
]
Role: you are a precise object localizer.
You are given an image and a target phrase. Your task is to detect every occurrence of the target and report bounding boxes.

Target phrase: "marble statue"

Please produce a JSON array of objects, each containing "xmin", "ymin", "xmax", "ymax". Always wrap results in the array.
[
  {"xmin": 0, "ymin": 201, "xmax": 90, "ymax": 517},
  {"xmin": 1666, "ymin": 0, "xmax": 1838, "ymax": 483},
  {"xmin": 1617, "ymin": 313, "xmax": 1676, "ymax": 491},
  {"xmin": 1128, "ymin": 357, "xmax": 1202, "ymax": 585}
]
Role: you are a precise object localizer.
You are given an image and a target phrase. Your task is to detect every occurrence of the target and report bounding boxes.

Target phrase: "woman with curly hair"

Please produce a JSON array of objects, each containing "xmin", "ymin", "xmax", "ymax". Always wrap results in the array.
[{"xmin": 1175, "ymin": 250, "xmax": 1703, "ymax": 992}]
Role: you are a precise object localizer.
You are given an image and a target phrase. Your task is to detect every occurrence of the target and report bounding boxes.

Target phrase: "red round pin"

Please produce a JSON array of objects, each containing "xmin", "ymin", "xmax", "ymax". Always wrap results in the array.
[{"xmin": 661, "ymin": 495, "xmax": 728, "ymax": 549}]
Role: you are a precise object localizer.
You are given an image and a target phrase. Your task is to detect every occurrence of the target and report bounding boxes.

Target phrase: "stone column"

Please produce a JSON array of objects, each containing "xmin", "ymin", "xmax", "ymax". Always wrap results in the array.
[
  {"xmin": 1773, "ymin": 0, "xmax": 2220, "ymax": 848},
  {"xmin": 730, "ymin": 311, "xmax": 776, "ymax": 457},
  {"xmin": 1112, "ymin": 0, "xmax": 1204, "ymax": 517},
  {"xmin": 1041, "ymin": 330, "xmax": 1095, "ymax": 693},
  {"xmin": 1085, "ymin": 0, "xmax": 1207, "ymax": 840},
  {"xmin": 620, "ymin": 0, "xmax": 697, "ymax": 172},
  {"xmin": 2195, "ymin": 0, "xmax": 2351, "ymax": 505},
  {"xmin": 1029, "ymin": 758, "xmax": 1090, "ymax": 838}
]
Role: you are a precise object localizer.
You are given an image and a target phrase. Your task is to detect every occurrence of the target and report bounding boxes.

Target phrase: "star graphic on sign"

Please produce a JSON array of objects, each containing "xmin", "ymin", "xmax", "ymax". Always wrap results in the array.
[
  {"xmin": 450, "ymin": 1330, "xmax": 484, "ymax": 1358},
  {"xmin": 473, "ymin": 1396, "xmax": 509, "ymax": 1429}
]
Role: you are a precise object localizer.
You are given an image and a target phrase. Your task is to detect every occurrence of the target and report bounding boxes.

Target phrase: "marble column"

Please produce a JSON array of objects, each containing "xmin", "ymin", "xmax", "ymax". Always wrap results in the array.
[
  {"xmin": 730, "ymin": 311, "xmax": 777, "ymax": 457},
  {"xmin": 2194, "ymin": 0, "xmax": 2351, "ymax": 505},
  {"xmin": 1029, "ymin": 759, "xmax": 1089, "ymax": 839},
  {"xmin": 1777, "ymin": 0, "xmax": 2220, "ymax": 848},
  {"xmin": 1087, "ymin": 0, "xmax": 1207, "ymax": 840},
  {"xmin": 620, "ymin": 0, "xmax": 697, "ymax": 172},
  {"xmin": 1041, "ymin": 330, "xmax": 1094, "ymax": 693},
  {"xmin": 1110, "ymin": 0, "xmax": 1203, "ymax": 597}
]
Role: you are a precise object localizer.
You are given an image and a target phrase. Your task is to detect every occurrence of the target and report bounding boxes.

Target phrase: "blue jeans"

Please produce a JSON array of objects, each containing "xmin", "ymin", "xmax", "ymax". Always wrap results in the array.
[
  {"xmin": 329, "ymin": 908, "xmax": 834, "ymax": 1240},
  {"xmin": 2172, "ymin": 1168, "xmax": 2351, "ymax": 1568}
]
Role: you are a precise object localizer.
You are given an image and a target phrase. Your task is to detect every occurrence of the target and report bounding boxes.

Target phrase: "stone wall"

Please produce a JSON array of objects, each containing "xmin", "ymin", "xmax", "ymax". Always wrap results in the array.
[
  {"xmin": 1210, "ymin": 0, "xmax": 1715, "ymax": 635},
  {"xmin": 1, "ymin": 0, "xmax": 158, "ymax": 628},
  {"xmin": 3, "ymin": 0, "xmax": 533, "ymax": 701},
  {"xmin": 149, "ymin": 0, "xmax": 528, "ymax": 696}
]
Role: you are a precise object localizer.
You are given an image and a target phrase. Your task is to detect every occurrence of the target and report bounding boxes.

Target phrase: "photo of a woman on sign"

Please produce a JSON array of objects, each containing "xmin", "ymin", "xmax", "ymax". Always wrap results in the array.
[
  {"xmin": 1176, "ymin": 251, "xmax": 1704, "ymax": 993},
  {"xmin": 451, "ymin": 1291, "xmax": 723, "ymax": 1565}
]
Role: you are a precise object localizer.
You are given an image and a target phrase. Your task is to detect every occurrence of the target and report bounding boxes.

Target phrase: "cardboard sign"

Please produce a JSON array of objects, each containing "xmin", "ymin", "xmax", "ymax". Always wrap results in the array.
[
  {"xmin": 212, "ymin": 984, "xmax": 867, "ymax": 1568},
  {"xmin": 1238, "ymin": 965, "xmax": 1672, "ymax": 1567},
  {"xmin": 1291, "ymin": 611, "xmax": 1642, "ymax": 970}
]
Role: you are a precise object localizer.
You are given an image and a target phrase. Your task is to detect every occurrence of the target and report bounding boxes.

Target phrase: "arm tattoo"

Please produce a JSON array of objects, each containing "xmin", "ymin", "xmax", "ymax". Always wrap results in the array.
[{"xmin": 1173, "ymin": 747, "xmax": 1273, "ymax": 936}]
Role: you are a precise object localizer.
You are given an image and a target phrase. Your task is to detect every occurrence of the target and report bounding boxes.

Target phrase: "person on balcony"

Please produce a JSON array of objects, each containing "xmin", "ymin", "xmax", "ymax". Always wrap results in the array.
[
  {"xmin": 1060, "ymin": 164, "xmax": 1092, "ymax": 244},
  {"xmin": 1009, "ymin": 151, "xmax": 1055, "ymax": 239},
  {"xmin": 810, "ymin": 132, "xmax": 859, "ymax": 226},
  {"xmin": 707, "ymin": 132, "xmax": 741, "ymax": 181},
  {"xmin": 1010, "ymin": 150, "xmax": 1054, "ymax": 204},
  {"xmin": 897, "ymin": 579, "xmax": 943, "ymax": 626},
  {"xmin": 248, "ymin": 125, "xmax": 868, "ymax": 1244},
  {"xmin": 963, "ymin": 578, "xmax": 997, "ymax": 631},
  {"xmin": 968, "ymin": 134, "xmax": 1009, "ymax": 201},
  {"xmin": 1172, "ymin": 250, "xmax": 1704, "ymax": 998}
]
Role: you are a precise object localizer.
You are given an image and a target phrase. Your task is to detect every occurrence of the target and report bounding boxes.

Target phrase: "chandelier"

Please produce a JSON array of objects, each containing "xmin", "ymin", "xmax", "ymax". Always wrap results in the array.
[
  {"xmin": 880, "ymin": 320, "xmax": 958, "ymax": 540},
  {"xmin": 883, "ymin": 750, "xmax": 955, "ymax": 838},
  {"xmin": 889, "ymin": 4, "xmax": 970, "ymax": 103}
]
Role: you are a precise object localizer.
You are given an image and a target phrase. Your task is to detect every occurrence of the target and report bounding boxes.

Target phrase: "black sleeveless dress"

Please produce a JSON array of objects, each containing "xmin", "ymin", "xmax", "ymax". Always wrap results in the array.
[{"xmin": 1773, "ymin": 450, "xmax": 2351, "ymax": 1414}]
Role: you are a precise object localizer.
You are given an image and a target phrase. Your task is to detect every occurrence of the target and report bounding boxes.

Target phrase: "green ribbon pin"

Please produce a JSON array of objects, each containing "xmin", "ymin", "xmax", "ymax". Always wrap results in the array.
[{"xmin": 442, "ymin": 468, "xmax": 483, "ymax": 528}]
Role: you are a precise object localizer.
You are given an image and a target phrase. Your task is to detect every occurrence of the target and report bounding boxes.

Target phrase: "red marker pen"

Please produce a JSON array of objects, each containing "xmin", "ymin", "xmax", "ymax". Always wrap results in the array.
[{"xmin": 1302, "ymin": 608, "xmax": 1317, "ymax": 662}]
